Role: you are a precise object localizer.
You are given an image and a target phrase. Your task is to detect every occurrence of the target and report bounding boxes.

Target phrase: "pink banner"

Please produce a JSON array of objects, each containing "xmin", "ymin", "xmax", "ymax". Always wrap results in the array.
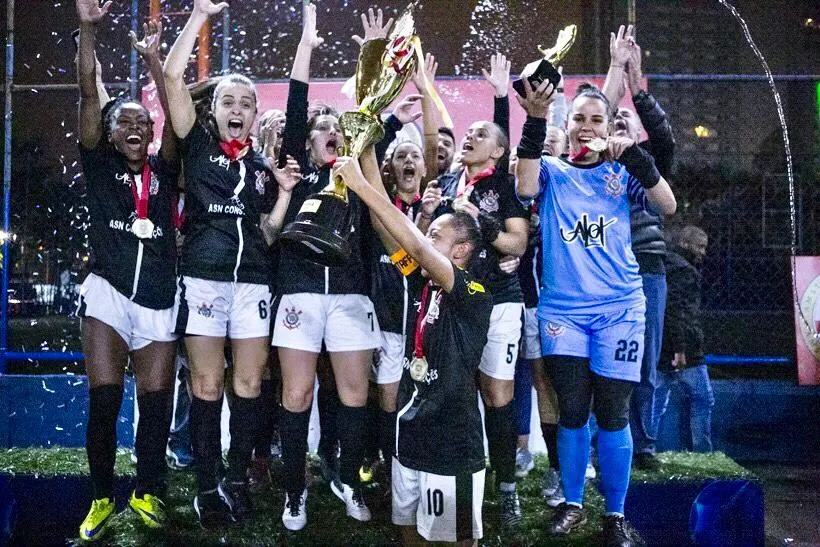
[
  {"xmin": 793, "ymin": 256, "xmax": 820, "ymax": 385},
  {"xmin": 142, "ymin": 75, "xmax": 643, "ymax": 152}
]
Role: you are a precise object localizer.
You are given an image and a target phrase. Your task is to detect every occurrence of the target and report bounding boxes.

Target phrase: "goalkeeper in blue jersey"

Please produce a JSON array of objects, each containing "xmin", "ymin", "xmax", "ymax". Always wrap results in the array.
[{"xmin": 514, "ymin": 75, "xmax": 676, "ymax": 547}]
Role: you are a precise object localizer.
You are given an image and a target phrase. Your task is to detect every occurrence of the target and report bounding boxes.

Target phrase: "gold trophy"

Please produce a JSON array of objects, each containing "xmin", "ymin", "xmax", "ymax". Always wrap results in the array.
[
  {"xmin": 512, "ymin": 24, "xmax": 577, "ymax": 97},
  {"xmin": 280, "ymin": 6, "xmax": 419, "ymax": 266}
]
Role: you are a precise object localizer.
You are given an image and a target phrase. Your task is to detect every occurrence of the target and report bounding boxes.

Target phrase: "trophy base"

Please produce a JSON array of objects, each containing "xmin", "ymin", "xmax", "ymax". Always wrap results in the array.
[
  {"xmin": 513, "ymin": 59, "xmax": 561, "ymax": 97},
  {"xmin": 279, "ymin": 192, "xmax": 352, "ymax": 267}
]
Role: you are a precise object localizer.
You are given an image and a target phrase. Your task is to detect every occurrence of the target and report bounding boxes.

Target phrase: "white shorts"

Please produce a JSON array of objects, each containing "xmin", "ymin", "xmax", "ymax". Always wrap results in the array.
[
  {"xmin": 272, "ymin": 293, "xmax": 381, "ymax": 353},
  {"xmin": 521, "ymin": 307, "xmax": 542, "ymax": 360},
  {"xmin": 372, "ymin": 331, "xmax": 405, "ymax": 384},
  {"xmin": 478, "ymin": 302, "xmax": 524, "ymax": 380},
  {"xmin": 173, "ymin": 276, "xmax": 272, "ymax": 339},
  {"xmin": 392, "ymin": 458, "xmax": 485, "ymax": 542},
  {"xmin": 77, "ymin": 273, "xmax": 176, "ymax": 351}
]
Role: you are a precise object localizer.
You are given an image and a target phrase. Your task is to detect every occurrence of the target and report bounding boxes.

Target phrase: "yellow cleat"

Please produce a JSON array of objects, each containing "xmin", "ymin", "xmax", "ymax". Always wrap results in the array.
[
  {"xmin": 79, "ymin": 498, "xmax": 115, "ymax": 542},
  {"xmin": 359, "ymin": 464, "xmax": 374, "ymax": 483},
  {"xmin": 129, "ymin": 490, "xmax": 167, "ymax": 529}
]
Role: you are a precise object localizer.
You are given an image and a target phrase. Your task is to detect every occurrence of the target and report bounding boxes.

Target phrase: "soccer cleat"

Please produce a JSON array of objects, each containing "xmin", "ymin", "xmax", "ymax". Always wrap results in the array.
[
  {"xmin": 129, "ymin": 490, "xmax": 166, "ymax": 529},
  {"xmin": 330, "ymin": 479, "xmax": 372, "ymax": 522},
  {"xmin": 282, "ymin": 489, "xmax": 308, "ymax": 531},
  {"xmin": 547, "ymin": 502, "xmax": 587, "ymax": 535},
  {"xmin": 515, "ymin": 447, "xmax": 535, "ymax": 478},
  {"xmin": 193, "ymin": 485, "xmax": 234, "ymax": 529},
  {"xmin": 602, "ymin": 514, "xmax": 646, "ymax": 547},
  {"xmin": 78, "ymin": 497, "xmax": 115, "ymax": 542},
  {"xmin": 542, "ymin": 467, "xmax": 566, "ymax": 507},
  {"xmin": 499, "ymin": 489, "xmax": 523, "ymax": 528},
  {"xmin": 221, "ymin": 479, "xmax": 252, "ymax": 521},
  {"xmin": 166, "ymin": 444, "xmax": 194, "ymax": 470}
]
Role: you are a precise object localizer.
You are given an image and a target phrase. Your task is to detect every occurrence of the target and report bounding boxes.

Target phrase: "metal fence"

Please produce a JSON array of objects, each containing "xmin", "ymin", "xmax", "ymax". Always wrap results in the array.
[{"xmin": 1, "ymin": 1, "xmax": 817, "ymax": 372}]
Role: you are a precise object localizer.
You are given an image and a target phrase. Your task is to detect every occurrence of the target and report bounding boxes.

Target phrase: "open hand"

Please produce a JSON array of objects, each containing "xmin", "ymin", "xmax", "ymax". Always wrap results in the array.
[
  {"xmin": 76, "ymin": 0, "xmax": 112, "ymax": 25},
  {"xmin": 481, "ymin": 53, "xmax": 511, "ymax": 98},
  {"xmin": 274, "ymin": 155, "xmax": 301, "ymax": 193},
  {"xmin": 609, "ymin": 24, "xmax": 636, "ymax": 67},
  {"xmin": 411, "ymin": 52, "xmax": 438, "ymax": 94},
  {"xmin": 626, "ymin": 43, "xmax": 643, "ymax": 95},
  {"xmin": 300, "ymin": 2, "xmax": 324, "ymax": 49},
  {"xmin": 392, "ymin": 94, "xmax": 423, "ymax": 125},
  {"xmin": 130, "ymin": 20, "xmax": 163, "ymax": 60},
  {"xmin": 421, "ymin": 180, "xmax": 442, "ymax": 216},
  {"xmin": 352, "ymin": 7, "xmax": 393, "ymax": 46},
  {"xmin": 193, "ymin": 0, "xmax": 229, "ymax": 17}
]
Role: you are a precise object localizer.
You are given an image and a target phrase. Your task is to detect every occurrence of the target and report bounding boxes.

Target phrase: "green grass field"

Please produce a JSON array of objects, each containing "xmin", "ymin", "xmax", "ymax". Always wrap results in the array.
[{"xmin": 0, "ymin": 448, "xmax": 752, "ymax": 546}]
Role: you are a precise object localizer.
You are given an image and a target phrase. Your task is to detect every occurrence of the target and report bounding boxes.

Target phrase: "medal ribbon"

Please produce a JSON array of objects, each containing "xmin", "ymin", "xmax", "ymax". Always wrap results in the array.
[
  {"xmin": 219, "ymin": 139, "xmax": 252, "ymax": 161},
  {"xmin": 413, "ymin": 282, "xmax": 443, "ymax": 359},
  {"xmin": 130, "ymin": 162, "xmax": 152, "ymax": 220},
  {"xmin": 394, "ymin": 193, "xmax": 421, "ymax": 216},
  {"xmin": 456, "ymin": 165, "xmax": 496, "ymax": 198}
]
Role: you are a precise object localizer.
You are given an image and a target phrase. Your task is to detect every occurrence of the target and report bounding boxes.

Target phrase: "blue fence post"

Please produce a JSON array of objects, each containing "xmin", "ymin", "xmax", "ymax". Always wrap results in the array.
[{"xmin": 1, "ymin": 0, "xmax": 15, "ymax": 374}]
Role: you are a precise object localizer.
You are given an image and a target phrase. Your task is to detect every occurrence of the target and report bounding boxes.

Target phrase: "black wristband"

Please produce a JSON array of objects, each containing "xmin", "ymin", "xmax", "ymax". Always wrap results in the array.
[
  {"xmin": 477, "ymin": 212, "xmax": 502, "ymax": 243},
  {"xmin": 618, "ymin": 143, "xmax": 661, "ymax": 189},
  {"xmin": 517, "ymin": 116, "xmax": 547, "ymax": 159}
]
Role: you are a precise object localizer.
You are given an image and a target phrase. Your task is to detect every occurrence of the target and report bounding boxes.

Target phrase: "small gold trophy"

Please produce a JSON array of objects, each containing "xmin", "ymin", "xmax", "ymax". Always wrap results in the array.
[
  {"xmin": 280, "ymin": 6, "xmax": 419, "ymax": 266},
  {"xmin": 513, "ymin": 24, "xmax": 577, "ymax": 97}
]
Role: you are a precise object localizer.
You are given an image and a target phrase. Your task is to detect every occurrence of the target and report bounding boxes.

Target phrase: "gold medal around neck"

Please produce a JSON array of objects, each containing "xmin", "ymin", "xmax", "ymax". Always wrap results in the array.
[
  {"xmin": 131, "ymin": 218, "xmax": 155, "ymax": 239},
  {"xmin": 409, "ymin": 356, "xmax": 429, "ymax": 382}
]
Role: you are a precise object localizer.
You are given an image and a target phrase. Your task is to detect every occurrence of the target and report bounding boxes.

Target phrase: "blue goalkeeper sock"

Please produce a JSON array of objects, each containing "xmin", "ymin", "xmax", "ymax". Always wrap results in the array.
[
  {"xmin": 597, "ymin": 425, "xmax": 633, "ymax": 515},
  {"xmin": 557, "ymin": 422, "xmax": 590, "ymax": 505}
]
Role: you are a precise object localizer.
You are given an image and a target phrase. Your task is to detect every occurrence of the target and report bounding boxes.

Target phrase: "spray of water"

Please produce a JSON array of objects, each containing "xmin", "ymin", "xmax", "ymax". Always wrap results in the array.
[{"xmin": 714, "ymin": 0, "xmax": 813, "ymax": 336}]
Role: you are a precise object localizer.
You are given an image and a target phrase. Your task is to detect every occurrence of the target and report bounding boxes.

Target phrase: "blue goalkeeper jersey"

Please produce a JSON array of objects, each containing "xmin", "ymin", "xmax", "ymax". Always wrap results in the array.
[{"xmin": 531, "ymin": 156, "xmax": 650, "ymax": 315}]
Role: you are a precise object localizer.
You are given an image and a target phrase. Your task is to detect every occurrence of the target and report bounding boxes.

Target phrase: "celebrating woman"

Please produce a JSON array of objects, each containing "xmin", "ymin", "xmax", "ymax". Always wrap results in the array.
[
  {"xmin": 163, "ymin": 0, "xmax": 298, "ymax": 528},
  {"xmin": 515, "ymin": 78, "xmax": 676, "ymax": 545}
]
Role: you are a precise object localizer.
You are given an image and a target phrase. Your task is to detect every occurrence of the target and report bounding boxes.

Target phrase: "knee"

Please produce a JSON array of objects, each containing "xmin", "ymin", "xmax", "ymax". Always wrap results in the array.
[
  {"xmin": 596, "ymin": 414, "xmax": 629, "ymax": 432},
  {"xmin": 558, "ymin": 410, "xmax": 589, "ymax": 430},
  {"xmin": 190, "ymin": 373, "xmax": 224, "ymax": 401},
  {"xmin": 282, "ymin": 385, "xmax": 314, "ymax": 412},
  {"xmin": 233, "ymin": 371, "xmax": 262, "ymax": 399},
  {"xmin": 479, "ymin": 376, "xmax": 514, "ymax": 408}
]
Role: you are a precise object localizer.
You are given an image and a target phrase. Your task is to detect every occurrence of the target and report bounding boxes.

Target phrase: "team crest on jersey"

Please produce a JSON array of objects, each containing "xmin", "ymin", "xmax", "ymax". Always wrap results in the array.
[
  {"xmin": 545, "ymin": 322, "xmax": 566, "ymax": 337},
  {"xmin": 197, "ymin": 302, "xmax": 214, "ymax": 318},
  {"xmin": 282, "ymin": 306, "xmax": 302, "ymax": 330},
  {"xmin": 479, "ymin": 189, "xmax": 500, "ymax": 213},
  {"xmin": 209, "ymin": 155, "xmax": 231, "ymax": 169},
  {"xmin": 603, "ymin": 170, "xmax": 625, "ymax": 198},
  {"xmin": 560, "ymin": 213, "xmax": 617, "ymax": 249},
  {"xmin": 255, "ymin": 170, "xmax": 269, "ymax": 195},
  {"xmin": 149, "ymin": 173, "xmax": 159, "ymax": 195}
]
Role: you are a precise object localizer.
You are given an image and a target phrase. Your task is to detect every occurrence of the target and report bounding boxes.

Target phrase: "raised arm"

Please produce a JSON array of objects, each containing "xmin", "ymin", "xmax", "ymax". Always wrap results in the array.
[
  {"xmin": 547, "ymin": 66, "xmax": 567, "ymax": 130},
  {"xmin": 411, "ymin": 53, "xmax": 441, "ymax": 185},
  {"xmin": 335, "ymin": 155, "xmax": 456, "ymax": 292},
  {"xmin": 163, "ymin": 0, "xmax": 227, "ymax": 139},
  {"xmin": 602, "ymin": 24, "xmax": 635, "ymax": 109},
  {"xmin": 131, "ymin": 20, "xmax": 178, "ymax": 164},
  {"xmin": 291, "ymin": 2, "xmax": 323, "ymax": 83},
  {"xmin": 513, "ymin": 79, "xmax": 555, "ymax": 199},
  {"xmin": 358, "ymin": 145, "xmax": 402, "ymax": 255},
  {"xmin": 76, "ymin": 0, "xmax": 112, "ymax": 149},
  {"xmin": 483, "ymin": 53, "xmax": 511, "ymax": 138}
]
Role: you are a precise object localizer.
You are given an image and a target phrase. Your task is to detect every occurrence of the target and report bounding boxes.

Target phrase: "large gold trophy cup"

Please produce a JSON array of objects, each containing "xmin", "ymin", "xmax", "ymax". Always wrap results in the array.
[{"xmin": 279, "ymin": 7, "xmax": 418, "ymax": 266}]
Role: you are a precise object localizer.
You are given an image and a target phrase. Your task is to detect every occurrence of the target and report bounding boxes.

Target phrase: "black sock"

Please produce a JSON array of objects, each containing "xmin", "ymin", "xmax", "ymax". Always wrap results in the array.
[
  {"xmin": 337, "ymin": 404, "xmax": 367, "ymax": 487},
  {"xmin": 86, "ymin": 384, "xmax": 124, "ymax": 500},
  {"xmin": 364, "ymin": 396, "xmax": 380, "ymax": 462},
  {"xmin": 485, "ymin": 402, "xmax": 517, "ymax": 486},
  {"xmin": 135, "ymin": 389, "xmax": 172, "ymax": 497},
  {"xmin": 378, "ymin": 409, "xmax": 397, "ymax": 478},
  {"xmin": 280, "ymin": 407, "xmax": 310, "ymax": 499},
  {"xmin": 191, "ymin": 395, "xmax": 223, "ymax": 493},
  {"xmin": 541, "ymin": 422, "xmax": 560, "ymax": 470},
  {"xmin": 254, "ymin": 379, "xmax": 275, "ymax": 458},
  {"xmin": 317, "ymin": 382, "xmax": 339, "ymax": 459},
  {"xmin": 227, "ymin": 394, "xmax": 263, "ymax": 483}
]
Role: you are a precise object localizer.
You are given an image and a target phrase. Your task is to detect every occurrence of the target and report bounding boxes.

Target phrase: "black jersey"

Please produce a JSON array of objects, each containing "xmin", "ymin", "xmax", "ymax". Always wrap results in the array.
[
  {"xmin": 437, "ymin": 169, "xmax": 529, "ymax": 305},
  {"xmin": 178, "ymin": 122, "xmax": 275, "ymax": 284},
  {"xmin": 276, "ymin": 79, "xmax": 370, "ymax": 296},
  {"xmin": 519, "ymin": 204, "xmax": 543, "ymax": 309},
  {"xmin": 370, "ymin": 198, "xmax": 423, "ymax": 334},
  {"xmin": 395, "ymin": 264, "xmax": 492, "ymax": 475},
  {"xmin": 79, "ymin": 142, "xmax": 178, "ymax": 310}
]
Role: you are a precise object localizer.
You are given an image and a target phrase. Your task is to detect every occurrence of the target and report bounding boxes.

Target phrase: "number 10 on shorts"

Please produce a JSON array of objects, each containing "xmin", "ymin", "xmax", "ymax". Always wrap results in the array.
[{"xmin": 426, "ymin": 488, "xmax": 444, "ymax": 516}]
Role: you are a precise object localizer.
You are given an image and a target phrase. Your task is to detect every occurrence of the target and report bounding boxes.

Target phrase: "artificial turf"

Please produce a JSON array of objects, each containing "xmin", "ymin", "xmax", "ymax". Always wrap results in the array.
[{"xmin": 0, "ymin": 448, "xmax": 753, "ymax": 546}]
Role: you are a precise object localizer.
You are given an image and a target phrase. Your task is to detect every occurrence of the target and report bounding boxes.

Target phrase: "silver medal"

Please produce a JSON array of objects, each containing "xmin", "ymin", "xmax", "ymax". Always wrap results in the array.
[{"xmin": 131, "ymin": 218, "xmax": 154, "ymax": 239}]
